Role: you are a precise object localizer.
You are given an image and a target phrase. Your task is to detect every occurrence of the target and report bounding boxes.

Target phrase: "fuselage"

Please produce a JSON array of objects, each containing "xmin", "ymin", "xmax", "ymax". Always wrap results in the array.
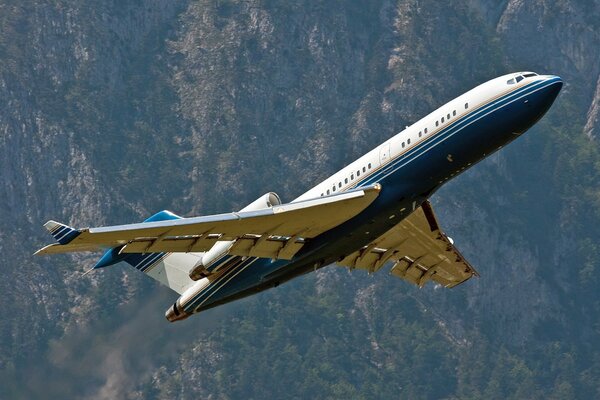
[{"xmin": 169, "ymin": 72, "xmax": 563, "ymax": 319}]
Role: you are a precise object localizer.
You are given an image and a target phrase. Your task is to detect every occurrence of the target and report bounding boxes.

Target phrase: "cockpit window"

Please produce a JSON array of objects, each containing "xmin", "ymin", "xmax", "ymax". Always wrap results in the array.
[
  {"xmin": 515, "ymin": 75, "xmax": 524, "ymax": 83},
  {"xmin": 523, "ymin": 72, "xmax": 537, "ymax": 78},
  {"xmin": 507, "ymin": 78, "xmax": 515, "ymax": 84}
]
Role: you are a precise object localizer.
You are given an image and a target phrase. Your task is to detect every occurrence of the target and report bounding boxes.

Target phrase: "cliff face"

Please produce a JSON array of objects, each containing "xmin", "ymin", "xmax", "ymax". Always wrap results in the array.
[
  {"xmin": 494, "ymin": 0, "xmax": 600, "ymax": 139},
  {"xmin": 1, "ymin": 0, "xmax": 599, "ymax": 398}
]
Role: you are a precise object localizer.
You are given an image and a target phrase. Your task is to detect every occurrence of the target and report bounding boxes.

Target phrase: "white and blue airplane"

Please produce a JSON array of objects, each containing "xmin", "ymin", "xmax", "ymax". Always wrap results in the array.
[{"xmin": 36, "ymin": 72, "xmax": 562, "ymax": 322}]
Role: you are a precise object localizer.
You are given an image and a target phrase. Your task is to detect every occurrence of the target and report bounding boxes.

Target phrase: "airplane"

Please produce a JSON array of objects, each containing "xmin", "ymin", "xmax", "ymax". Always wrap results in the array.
[{"xmin": 36, "ymin": 72, "xmax": 563, "ymax": 322}]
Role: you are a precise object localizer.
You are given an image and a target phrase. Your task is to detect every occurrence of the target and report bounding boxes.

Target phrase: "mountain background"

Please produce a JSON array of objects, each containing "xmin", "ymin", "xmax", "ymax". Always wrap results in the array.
[{"xmin": 1, "ymin": 0, "xmax": 599, "ymax": 398}]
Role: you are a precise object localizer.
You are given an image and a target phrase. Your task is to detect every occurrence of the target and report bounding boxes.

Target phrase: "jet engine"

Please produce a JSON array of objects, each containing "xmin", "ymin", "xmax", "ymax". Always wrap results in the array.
[
  {"xmin": 165, "ymin": 276, "xmax": 213, "ymax": 322},
  {"xmin": 165, "ymin": 298, "xmax": 189, "ymax": 322},
  {"xmin": 188, "ymin": 192, "xmax": 281, "ymax": 281}
]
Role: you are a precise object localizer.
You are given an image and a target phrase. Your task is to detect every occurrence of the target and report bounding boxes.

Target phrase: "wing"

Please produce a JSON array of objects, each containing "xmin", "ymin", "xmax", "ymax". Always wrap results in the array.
[
  {"xmin": 336, "ymin": 200, "xmax": 478, "ymax": 288},
  {"xmin": 35, "ymin": 184, "xmax": 382, "ymax": 260}
]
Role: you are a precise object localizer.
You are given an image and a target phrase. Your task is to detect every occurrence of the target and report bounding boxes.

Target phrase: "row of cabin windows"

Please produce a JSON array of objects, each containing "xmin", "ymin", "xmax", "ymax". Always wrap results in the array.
[
  {"xmin": 403, "ymin": 104, "xmax": 468, "ymax": 148},
  {"xmin": 434, "ymin": 105, "xmax": 467, "ymax": 128},
  {"xmin": 320, "ymin": 102, "xmax": 472, "ymax": 196},
  {"xmin": 321, "ymin": 162, "xmax": 373, "ymax": 196}
]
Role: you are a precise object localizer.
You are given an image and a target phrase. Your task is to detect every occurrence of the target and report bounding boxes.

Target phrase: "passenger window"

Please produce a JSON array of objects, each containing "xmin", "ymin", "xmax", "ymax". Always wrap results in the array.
[
  {"xmin": 357, "ymin": 170, "xmax": 360, "ymax": 177},
  {"xmin": 345, "ymin": 178, "xmax": 348, "ymax": 184},
  {"xmin": 368, "ymin": 163, "xmax": 372, "ymax": 169},
  {"xmin": 407, "ymin": 138, "xmax": 411, "ymax": 144},
  {"xmin": 424, "ymin": 128, "xmax": 428, "ymax": 134},
  {"xmin": 447, "ymin": 113, "xmax": 450, "ymax": 119},
  {"xmin": 332, "ymin": 186, "xmax": 336, "ymax": 192},
  {"xmin": 321, "ymin": 193, "xmax": 324, "ymax": 197},
  {"xmin": 419, "ymin": 131, "xmax": 422, "ymax": 137},
  {"xmin": 351, "ymin": 174, "xmax": 354, "ymax": 180},
  {"xmin": 465, "ymin": 102, "xmax": 469, "ymax": 109},
  {"xmin": 436, "ymin": 121, "xmax": 439, "ymax": 127},
  {"xmin": 402, "ymin": 142, "xmax": 405, "ymax": 148},
  {"xmin": 338, "ymin": 182, "xmax": 342, "ymax": 188},
  {"xmin": 441, "ymin": 117, "xmax": 445, "ymax": 123},
  {"xmin": 453, "ymin": 110, "xmax": 456, "ymax": 116},
  {"xmin": 327, "ymin": 190, "xmax": 330, "ymax": 195},
  {"xmin": 362, "ymin": 167, "xmax": 366, "ymax": 173}
]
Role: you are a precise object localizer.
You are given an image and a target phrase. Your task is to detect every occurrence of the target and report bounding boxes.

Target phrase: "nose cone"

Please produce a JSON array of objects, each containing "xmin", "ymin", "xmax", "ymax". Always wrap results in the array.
[
  {"xmin": 536, "ymin": 75, "xmax": 563, "ymax": 117},
  {"xmin": 544, "ymin": 75, "xmax": 563, "ymax": 103},
  {"xmin": 511, "ymin": 75, "xmax": 563, "ymax": 134},
  {"xmin": 518, "ymin": 75, "xmax": 563, "ymax": 131}
]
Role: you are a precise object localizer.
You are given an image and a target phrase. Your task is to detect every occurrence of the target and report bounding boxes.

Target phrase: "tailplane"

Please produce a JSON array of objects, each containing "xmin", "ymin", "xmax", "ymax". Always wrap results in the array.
[
  {"xmin": 92, "ymin": 210, "xmax": 183, "ymax": 269},
  {"xmin": 94, "ymin": 210, "xmax": 201, "ymax": 294},
  {"xmin": 39, "ymin": 211, "xmax": 204, "ymax": 294}
]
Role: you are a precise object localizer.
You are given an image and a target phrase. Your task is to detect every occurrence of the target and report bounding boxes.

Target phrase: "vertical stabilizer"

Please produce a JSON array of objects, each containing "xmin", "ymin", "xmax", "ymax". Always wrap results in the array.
[{"xmin": 92, "ymin": 210, "xmax": 201, "ymax": 294}]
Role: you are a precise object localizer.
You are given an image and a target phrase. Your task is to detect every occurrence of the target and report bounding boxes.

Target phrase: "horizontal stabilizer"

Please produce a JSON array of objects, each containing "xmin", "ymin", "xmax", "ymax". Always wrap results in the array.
[{"xmin": 92, "ymin": 210, "xmax": 184, "ymax": 269}]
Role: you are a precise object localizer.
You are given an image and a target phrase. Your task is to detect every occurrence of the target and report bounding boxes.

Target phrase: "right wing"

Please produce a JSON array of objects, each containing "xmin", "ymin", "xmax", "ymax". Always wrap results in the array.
[
  {"xmin": 35, "ymin": 184, "xmax": 382, "ymax": 261},
  {"xmin": 336, "ymin": 200, "xmax": 478, "ymax": 288}
]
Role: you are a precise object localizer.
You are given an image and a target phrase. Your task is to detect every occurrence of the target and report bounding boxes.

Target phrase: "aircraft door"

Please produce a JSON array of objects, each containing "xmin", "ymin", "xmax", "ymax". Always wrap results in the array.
[{"xmin": 379, "ymin": 142, "xmax": 391, "ymax": 165}]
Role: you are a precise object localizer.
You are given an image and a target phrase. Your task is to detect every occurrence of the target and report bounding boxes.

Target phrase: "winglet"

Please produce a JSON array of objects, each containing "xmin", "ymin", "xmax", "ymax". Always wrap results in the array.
[{"xmin": 43, "ymin": 220, "xmax": 82, "ymax": 245}]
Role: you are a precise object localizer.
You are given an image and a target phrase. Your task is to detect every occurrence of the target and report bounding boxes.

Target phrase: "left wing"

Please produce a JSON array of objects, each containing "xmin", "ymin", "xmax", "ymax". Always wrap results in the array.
[
  {"xmin": 35, "ymin": 184, "xmax": 381, "ymax": 260},
  {"xmin": 336, "ymin": 200, "xmax": 478, "ymax": 288}
]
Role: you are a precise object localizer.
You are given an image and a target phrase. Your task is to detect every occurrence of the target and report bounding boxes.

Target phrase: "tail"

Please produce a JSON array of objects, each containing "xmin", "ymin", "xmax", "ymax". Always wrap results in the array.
[
  {"xmin": 93, "ymin": 210, "xmax": 182, "ymax": 269},
  {"xmin": 39, "ymin": 211, "xmax": 201, "ymax": 294},
  {"xmin": 93, "ymin": 210, "xmax": 201, "ymax": 294}
]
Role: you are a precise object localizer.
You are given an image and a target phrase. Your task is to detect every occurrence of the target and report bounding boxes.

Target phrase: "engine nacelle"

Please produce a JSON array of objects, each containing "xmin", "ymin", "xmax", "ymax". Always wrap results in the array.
[
  {"xmin": 188, "ymin": 192, "xmax": 282, "ymax": 281},
  {"xmin": 165, "ymin": 299, "xmax": 189, "ymax": 322},
  {"xmin": 237, "ymin": 192, "xmax": 281, "ymax": 213},
  {"xmin": 165, "ymin": 277, "xmax": 213, "ymax": 322}
]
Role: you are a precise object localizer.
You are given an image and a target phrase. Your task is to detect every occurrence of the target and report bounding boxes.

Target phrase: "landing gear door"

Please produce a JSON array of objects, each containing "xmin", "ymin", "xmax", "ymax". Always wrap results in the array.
[{"xmin": 379, "ymin": 142, "xmax": 391, "ymax": 165}]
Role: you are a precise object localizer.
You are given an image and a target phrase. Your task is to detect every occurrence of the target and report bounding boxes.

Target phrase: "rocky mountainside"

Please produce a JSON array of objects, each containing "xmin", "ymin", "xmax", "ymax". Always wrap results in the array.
[{"xmin": 1, "ymin": 0, "xmax": 599, "ymax": 398}]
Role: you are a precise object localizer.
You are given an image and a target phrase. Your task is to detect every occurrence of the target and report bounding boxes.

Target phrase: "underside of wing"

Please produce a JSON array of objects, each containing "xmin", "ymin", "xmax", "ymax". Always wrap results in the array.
[
  {"xmin": 336, "ymin": 200, "xmax": 478, "ymax": 288},
  {"xmin": 35, "ymin": 184, "xmax": 382, "ymax": 261}
]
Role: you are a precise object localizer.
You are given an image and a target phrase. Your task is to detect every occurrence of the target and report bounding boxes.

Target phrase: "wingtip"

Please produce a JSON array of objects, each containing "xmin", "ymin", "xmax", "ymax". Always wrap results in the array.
[
  {"xmin": 33, "ymin": 244, "xmax": 55, "ymax": 256},
  {"xmin": 42, "ymin": 220, "xmax": 82, "ymax": 245},
  {"xmin": 43, "ymin": 220, "xmax": 62, "ymax": 233}
]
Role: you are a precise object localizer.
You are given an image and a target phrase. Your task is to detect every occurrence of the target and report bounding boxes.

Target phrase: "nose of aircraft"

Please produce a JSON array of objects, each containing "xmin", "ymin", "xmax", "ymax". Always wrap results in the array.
[
  {"xmin": 529, "ymin": 75, "xmax": 563, "ymax": 121},
  {"xmin": 537, "ymin": 75, "xmax": 563, "ymax": 116},
  {"xmin": 543, "ymin": 75, "xmax": 563, "ymax": 103},
  {"xmin": 512, "ymin": 75, "xmax": 562, "ymax": 134}
]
